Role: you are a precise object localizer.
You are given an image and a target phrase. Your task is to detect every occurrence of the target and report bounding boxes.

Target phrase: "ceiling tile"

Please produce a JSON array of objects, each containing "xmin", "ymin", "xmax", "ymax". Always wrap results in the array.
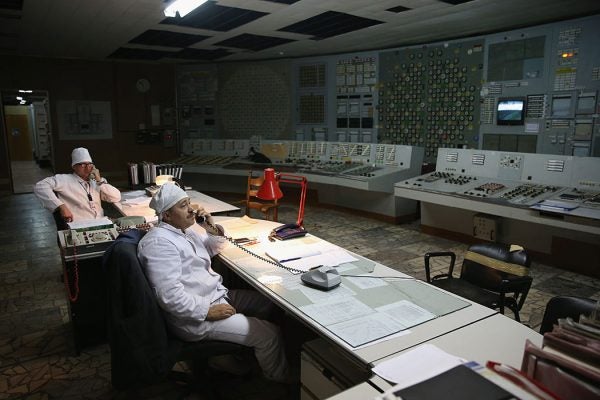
[
  {"xmin": 278, "ymin": 11, "xmax": 383, "ymax": 40},
  {"xmin": 172, "ymin": 47, "xmax": 232, "ymax": 60},
  {"xmin": 261, "ymin": 0, "xmax": 300, "ymax": 4},
  {"xmin": 129, "ymin": 29, "xmax": 210, "ymax": 48},
  {"xmin": 387, "ymin": 6, "xmax": 412, "ymax": 13},
  {"xmin": 215, "ymin": 33, "xmax": 295, "ymax": 51},
  {"xmin": 108, "ymin": 47, "xmax": 175, "ymax": 60},
  {"xmin": 439, "ymin": 0, "xmax": 476, "ymax": 5}
]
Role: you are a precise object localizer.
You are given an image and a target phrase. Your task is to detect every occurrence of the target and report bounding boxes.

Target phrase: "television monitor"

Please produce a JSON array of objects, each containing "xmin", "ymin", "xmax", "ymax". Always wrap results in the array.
[{"xmin": 496, "ymin": 98, "xmax": 525, "ymax": 125}]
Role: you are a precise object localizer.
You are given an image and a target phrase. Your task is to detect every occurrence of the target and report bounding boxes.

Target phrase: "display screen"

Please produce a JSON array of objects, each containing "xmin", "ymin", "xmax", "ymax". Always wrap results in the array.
[
  {"xmin": 551, "ymin": 96, "xmax": 572, "ymax": 117},
  {"xmin": 497, "ymin": 98, "xmax": 525, "ymax": 125}
]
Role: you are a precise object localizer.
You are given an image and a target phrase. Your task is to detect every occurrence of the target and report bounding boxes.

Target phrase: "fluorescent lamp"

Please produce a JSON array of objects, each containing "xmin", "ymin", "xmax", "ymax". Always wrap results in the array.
[{"xmin": 164, "ymin": 0, "xmax": 207, "ymax": 17}]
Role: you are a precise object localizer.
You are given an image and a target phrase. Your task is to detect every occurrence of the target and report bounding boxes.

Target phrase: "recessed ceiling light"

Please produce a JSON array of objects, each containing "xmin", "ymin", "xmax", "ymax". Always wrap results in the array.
[{"xmin": 164, "ymin": 0, "xmax": 208, "ymax": 18}]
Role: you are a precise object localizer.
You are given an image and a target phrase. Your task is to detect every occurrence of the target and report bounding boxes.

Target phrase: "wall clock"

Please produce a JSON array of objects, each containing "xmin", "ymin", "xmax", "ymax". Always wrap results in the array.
[{"xmin": 136, "ymin": 78, "xmax": 151, "ymax": 93}]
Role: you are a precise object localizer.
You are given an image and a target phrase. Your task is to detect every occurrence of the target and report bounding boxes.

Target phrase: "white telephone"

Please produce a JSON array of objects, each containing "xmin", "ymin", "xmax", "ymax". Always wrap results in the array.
[{"xmin": 64, "ymin": 227, "xmax": 118, "ymax": 247}]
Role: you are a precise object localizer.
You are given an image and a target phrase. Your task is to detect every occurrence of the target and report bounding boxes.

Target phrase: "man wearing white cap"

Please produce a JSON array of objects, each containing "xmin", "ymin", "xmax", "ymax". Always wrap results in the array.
[
  {"xmin": 138, "ymin": 183, "xmax": 289, "ymax": 383},
  {"xmin": 34, "ymin": 147, "xmax": 121, "ymax": 224}
]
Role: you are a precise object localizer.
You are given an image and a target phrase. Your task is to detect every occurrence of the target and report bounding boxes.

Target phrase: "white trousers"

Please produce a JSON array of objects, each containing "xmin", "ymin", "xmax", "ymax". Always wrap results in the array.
[{"xmin": 201, "ymin": 289, "xmax": 288, "ymax": 381}]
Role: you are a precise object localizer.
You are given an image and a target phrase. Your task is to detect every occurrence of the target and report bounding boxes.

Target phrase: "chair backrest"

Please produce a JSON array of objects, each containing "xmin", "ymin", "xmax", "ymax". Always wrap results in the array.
[
  {"xmin": 244, "ymin": 171, "xmax": 278, "ymax": 221},
  {"xmin": 103, "ymin": 237, "xmax": 181, "ymax": 389},
  {"xmin": 539, "ymin": 296, "xmax": 598, "ymax": 334},
  {"xmin": 460, "ymin": 242, "xmax": 531, "ymax": 290}
]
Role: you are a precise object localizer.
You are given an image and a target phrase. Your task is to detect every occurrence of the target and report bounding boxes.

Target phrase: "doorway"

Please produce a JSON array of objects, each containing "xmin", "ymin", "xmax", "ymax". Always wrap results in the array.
[{"xmin": 1, "ymin": 89, "xmax": 54, "ymax": 194}]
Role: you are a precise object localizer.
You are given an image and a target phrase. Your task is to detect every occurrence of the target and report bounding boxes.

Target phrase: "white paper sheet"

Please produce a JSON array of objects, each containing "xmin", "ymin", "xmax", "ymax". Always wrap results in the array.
[
  {"xmin": 372, "ymin": 343, "xmax": 464, "ymax": 385},
  {"xmin": 376, "ymin": 300, "xmax": 436, "ymax": 327},
  {"xmin": 299, "ymin": 296, "xmax": 373, "ymax": 326},
  {"xmin": 328, "ymin": 312, "xmax": 407, "ymax": 347}
]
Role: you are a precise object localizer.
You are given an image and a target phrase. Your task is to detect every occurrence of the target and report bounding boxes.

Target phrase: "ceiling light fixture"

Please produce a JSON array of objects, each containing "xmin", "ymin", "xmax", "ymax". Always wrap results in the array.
[{"xmin": 163, "ymin": 0, "xmax": 207, "ymax": 18}]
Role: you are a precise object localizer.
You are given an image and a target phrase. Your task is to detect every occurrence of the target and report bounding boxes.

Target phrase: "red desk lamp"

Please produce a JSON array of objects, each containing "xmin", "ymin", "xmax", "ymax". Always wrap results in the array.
[{"xmin": 256, "ymin": 168, "xmax": 307, "ymax": 227}]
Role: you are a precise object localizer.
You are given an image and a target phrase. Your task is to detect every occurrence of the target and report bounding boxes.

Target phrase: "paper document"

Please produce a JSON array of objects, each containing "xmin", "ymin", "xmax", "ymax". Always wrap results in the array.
[
  {"xmin": 68, "ymin": 217, "xmax": 113, "ymax": 230},
  {"xmin": 328, "ymin": 312, "xmax": 407, "ymax": 348},
  {"xmin": 372, "ymin": 343, "xmax": 464, "ymax": 385},
  {"xmin": 265, "ymin": 242, "xmax": 357, "ymax": 271}
]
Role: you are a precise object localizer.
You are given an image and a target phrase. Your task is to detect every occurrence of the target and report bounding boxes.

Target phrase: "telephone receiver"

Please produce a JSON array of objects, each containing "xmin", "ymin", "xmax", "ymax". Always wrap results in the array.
[
  {"xmin": 89, "ymin": 172, "xmax": 96, "ymax": 183},
  {"xmin": 195, "ymin": 213, "xmax": 206, "ymax": 224},
  {"xmin": 301, "ymin": 266, "xmax": 341, "ymax": 291},
  {"xmin": 270, "ymin": 223, "xmax": 307, "ymax": 241}
]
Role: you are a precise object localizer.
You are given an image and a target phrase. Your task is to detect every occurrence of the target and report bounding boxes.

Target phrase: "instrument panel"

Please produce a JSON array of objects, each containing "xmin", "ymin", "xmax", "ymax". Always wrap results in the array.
[{"xmin": 396, "ymin": 148, "xmax": 600, "ymax": 215}]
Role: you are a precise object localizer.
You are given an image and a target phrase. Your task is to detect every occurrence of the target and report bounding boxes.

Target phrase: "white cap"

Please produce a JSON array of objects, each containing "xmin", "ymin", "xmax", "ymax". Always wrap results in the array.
[
  {"xmin": 150, "ymin": 183, "xmax": 188, "ymax": 217},
  {"xmin": 71, "ymin": 147, "xmax": 93, "ymax": 166}
]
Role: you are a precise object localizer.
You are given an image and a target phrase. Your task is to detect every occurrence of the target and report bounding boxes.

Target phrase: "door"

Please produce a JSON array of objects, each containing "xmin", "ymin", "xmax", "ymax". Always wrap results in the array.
[{"xmin": 5, "ymin": 114, "xmax": 33, "ymax": 161}]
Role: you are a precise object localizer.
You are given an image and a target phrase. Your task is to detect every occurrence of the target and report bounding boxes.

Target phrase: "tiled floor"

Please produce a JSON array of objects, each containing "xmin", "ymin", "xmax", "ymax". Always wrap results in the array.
[
  {"xmin": 10, "ymin": 161, "xmax": 53, "ymax": 194},
  {"xmin": 1, "ymin": 172, "xmax": 599, "ymax": 399}
]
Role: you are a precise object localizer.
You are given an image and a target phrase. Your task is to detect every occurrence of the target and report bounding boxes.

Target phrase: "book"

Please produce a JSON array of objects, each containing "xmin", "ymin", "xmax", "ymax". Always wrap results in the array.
[{"xmin": 393, "ymin": 365, "xmax": 514, "ymax": 400}]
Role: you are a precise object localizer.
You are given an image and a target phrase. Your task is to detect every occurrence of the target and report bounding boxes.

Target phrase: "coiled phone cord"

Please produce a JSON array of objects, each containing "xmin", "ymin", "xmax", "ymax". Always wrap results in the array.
[
  {"xmin": 62, "ymin": 235, "xmax": 80, "ymax": 302},
  {"xmin": 197, "ymin": 213, "xmax": 305, "ymax": 275}
]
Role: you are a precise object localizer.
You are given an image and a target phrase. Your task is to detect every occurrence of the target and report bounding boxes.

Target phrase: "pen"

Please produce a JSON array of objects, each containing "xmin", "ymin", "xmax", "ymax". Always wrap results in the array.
[{"xmin": 280, "ymin": 257, "xmax": 301, "ymax": 263}]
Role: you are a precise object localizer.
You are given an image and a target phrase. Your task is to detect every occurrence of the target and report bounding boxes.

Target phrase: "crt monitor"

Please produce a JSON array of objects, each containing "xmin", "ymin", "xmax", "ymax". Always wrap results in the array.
[{"xmin": 497, "ymin": 98, "xmax": 525, "ymax": 125}]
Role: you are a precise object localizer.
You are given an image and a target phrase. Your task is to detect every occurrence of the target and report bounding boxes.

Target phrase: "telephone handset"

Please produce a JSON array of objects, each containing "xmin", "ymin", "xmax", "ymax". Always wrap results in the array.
[{"xmin": 270, "ymin": 224, "xmax": 307, "ymax": 241}]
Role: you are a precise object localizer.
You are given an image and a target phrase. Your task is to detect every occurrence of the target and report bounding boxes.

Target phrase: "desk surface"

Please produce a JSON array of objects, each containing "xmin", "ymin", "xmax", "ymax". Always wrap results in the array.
[
  {"xmin": 369, "ymin": 313, "xmax": 543, "ymax": 392},
  {"xmin": 215, "ymin": 216, "xmax": 495, "ymax": 366},
  {"xmin": 114, "ymin": 189, "xmax": 240, "ymax": 221}
]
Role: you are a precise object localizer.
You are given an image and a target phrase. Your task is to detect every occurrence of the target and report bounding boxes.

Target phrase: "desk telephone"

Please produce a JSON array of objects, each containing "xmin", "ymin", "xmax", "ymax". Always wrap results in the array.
[
  {"xmin": 59, "ymin": 226, "xmax": 118, "ymax": 303},
  {"xmin": 195, "ymin": 212, "xmax": 337, "ymax": 290},
  {"xmin": 63, "ymin": 227, "xmax": 118, "ymax": 248},
  {"xmin": 269, "ymin": 224, "xmax": 307, "ymax": 241}
]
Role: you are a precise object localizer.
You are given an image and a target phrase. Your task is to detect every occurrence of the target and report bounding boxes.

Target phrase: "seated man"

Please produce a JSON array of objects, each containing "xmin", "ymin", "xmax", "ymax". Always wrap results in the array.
[
  {"xmin": 137, "ymin": 183, "xmax": 289, "ymax": 382},
  {"xmin": 34, "ymin": 147, "xmax": 121, "ymax": 224}
]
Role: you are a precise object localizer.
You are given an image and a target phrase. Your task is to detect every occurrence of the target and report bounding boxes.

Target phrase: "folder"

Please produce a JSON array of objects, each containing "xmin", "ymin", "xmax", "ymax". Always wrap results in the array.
[{"xmin": 393, "ymin": 365, "xmax": 513, "ymax": 400}]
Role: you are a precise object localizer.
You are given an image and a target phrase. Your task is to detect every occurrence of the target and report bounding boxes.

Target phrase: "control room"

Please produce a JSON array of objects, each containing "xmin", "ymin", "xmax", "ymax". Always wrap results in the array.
[{"xmin": 1, "ymin": 1, "xmax": 599, "ymax": 399}]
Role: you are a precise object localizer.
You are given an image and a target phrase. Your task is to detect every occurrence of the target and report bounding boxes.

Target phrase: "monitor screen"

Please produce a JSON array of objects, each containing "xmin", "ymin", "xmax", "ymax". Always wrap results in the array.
[
  {"xmin": 497, "ymin": 98, "xmax": 525, "ymax": 125},
  {"xmin": 551, "ymin": 96, "xmax": 572, "ymax": 117}
]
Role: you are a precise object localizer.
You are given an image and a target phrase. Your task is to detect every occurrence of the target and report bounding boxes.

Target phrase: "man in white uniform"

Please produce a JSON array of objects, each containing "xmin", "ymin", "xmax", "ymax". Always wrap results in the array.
[
  {"xmin": 137, "ymin": 183, "xmax": 289, "ymax": 382},
  {"xmin": 34, "ymin": 147, "xmax": 121, "ymax": 223}
]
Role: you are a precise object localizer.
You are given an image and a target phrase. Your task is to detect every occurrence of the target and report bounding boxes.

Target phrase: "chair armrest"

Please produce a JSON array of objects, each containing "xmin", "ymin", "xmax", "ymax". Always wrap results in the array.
[
  {"xmin": 424, "ymin": 251, "xmax": 456, "ymax": 283},
  {"xmin": 500, "ymin": 276, "xmax": 533, "ymax": 293}
]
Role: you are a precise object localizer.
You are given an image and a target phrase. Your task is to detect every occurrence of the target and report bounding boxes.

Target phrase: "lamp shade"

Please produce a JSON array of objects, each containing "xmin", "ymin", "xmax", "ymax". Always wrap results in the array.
[{"xmin": 256, "ymin": 168, "xmax": 283, "ymax": 200}]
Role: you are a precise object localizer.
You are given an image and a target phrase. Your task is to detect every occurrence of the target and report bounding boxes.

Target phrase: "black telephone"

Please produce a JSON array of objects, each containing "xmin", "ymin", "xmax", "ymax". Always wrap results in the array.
[{"xmin": 270, "ymin": 224, "xmax": 307, "ymax": 241}]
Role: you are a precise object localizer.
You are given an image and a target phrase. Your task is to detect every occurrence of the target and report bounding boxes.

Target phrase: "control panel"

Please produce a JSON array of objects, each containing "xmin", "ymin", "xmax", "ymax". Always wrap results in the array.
[
  {"xmin": 174, "ymin": 139, "xmax": 423, "ymax": 192},
  {"xmin": 397, "ymin": 148, "xmax": 600, "ymax": 217}
]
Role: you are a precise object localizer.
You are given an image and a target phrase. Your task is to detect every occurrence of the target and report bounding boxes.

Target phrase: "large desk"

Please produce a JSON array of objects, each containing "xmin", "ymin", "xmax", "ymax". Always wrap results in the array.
[{"xmin": 214, "ymin": 216, "xmax": 542, "ymax": 399}]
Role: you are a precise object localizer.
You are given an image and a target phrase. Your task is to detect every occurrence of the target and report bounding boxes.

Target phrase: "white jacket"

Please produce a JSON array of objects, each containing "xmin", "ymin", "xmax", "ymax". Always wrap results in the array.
[
  {"xmin": 137, "ymin": 222, "xmax": 229, "ymax": 339},
  {"xmin": 34, "ymin": 173, "xmax": 121, "ymax": 220}
]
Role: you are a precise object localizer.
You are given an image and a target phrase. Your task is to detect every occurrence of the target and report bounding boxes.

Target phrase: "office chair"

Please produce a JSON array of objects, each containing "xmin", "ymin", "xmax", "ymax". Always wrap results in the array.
[
  {"xmin": 539, "ymin": 295, "xmax": 597, "ymax": 334},
  {"xmin": 238, "ymin": 170, "xmax": 279, "ymax": 221},
  {"xmin": 424, "ymin": 242, "xmax": 533, "ymax": 321},
  {"xmin": 103, "ymin": 235, "xmax": 250, "ymax": 398}
]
